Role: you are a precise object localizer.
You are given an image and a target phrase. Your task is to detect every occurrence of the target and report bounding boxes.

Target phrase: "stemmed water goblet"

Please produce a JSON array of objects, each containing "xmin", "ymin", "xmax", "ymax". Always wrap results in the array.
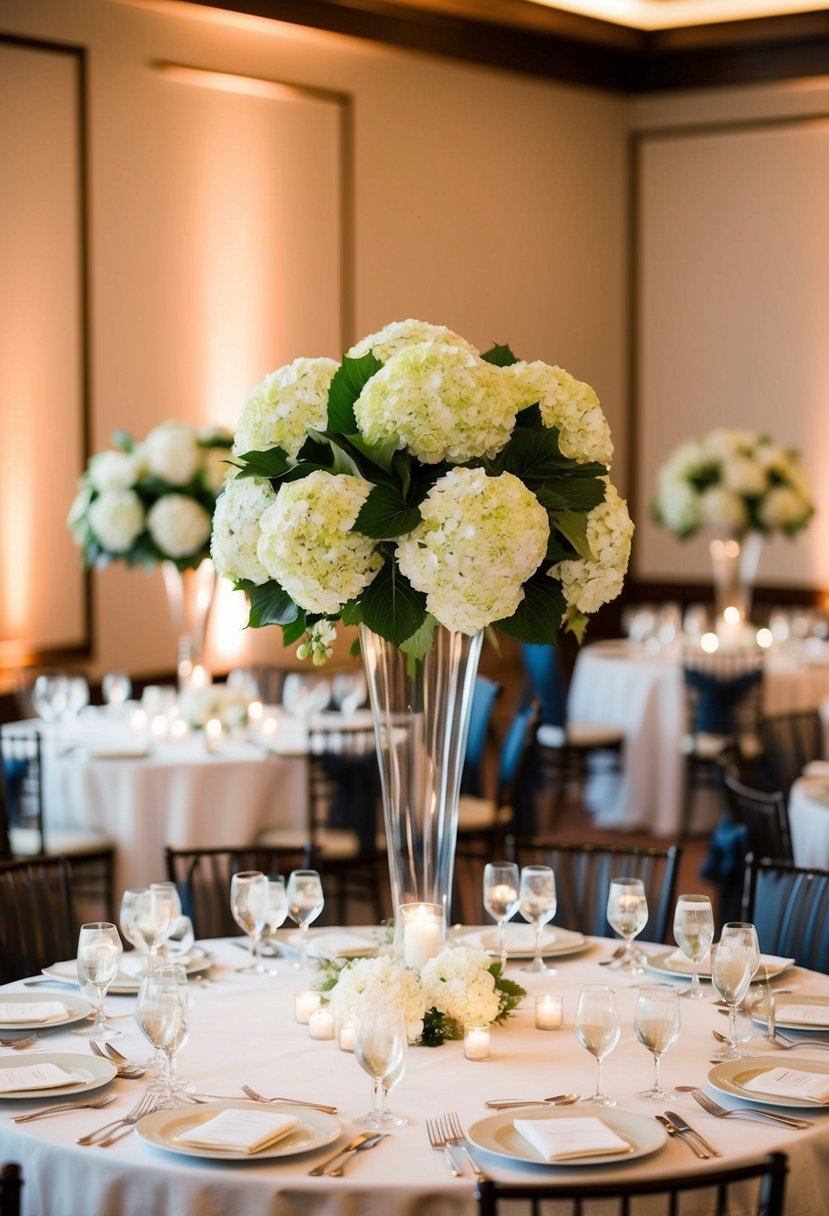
[
  {"xmin": 354, "ymin": 1004, "xmax": 407, "ymax": 1128},
  {"xmin": 261, "ymin": 877, "xmax": 289, "ymax": 972},
  {"xmin": 131, "ymin": 883, "xmax": 182, "ymax": 972},
  {"xmin": 135, "ymin": 965, "xmax": 190, "ymax": 1109},
  {"xmin": 634, "ymin": 982, "xmax": 680, "ymax": 1101},
  {"xmin": 575, "ymin": 984, "xmax": 620, "ymax": 1107},
  {"xmin": 672, "ymin": 893, "xmax": 715, "ymax": 999},
  {"xmin": 606, "ymin": 877, "xmax": 648, "ymax": 973},
  {"xmin": 710, "ymin": 931, "xmax": 756, "ymax": 1061},
  {"xmin": 286, "ymin": 870, "xmax": 324, "ymax": 968},
  {"xmin": 102, "ymin": 670, "xmax": 132, "ymax": 709},
  {"xmin": 119, "ymin": 887, "xmax": 151, "ymax": 977},
  {"xmin": 483, "ymin": 862, "xmax": 519, "ymax": 973},
  {"xmin": 518, "ymin": 865, "xmax": 557, "ymax": 974},
  {"xmin": 73, "ymin": 923, "xmax": 123, "ymax": 1040},
  {"xmin": 230, "ymin": 870, "xmax": 269, "ymax": 974}
]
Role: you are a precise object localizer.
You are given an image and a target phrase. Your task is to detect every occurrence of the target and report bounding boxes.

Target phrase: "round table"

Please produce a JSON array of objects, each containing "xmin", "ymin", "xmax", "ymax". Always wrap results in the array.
[{"xmin": 788, "ymin": 776, "xmax": 829, "ymax": 868}]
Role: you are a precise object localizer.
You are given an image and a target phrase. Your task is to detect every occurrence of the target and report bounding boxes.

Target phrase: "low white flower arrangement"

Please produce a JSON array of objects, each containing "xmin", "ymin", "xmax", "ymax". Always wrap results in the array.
[
  {"xmin": 211, "ymin": 319, "xmax": 633, "ymax": 663},
  {"xmin": 177, "ymin": 683, "xmax": 251, "ymax": 730},
  {"xmin": 651, "ymin": 427, "xmax": 814, "ymax": 541},
  {"xmin": 320, "ymin": 944, "xmax": 525, "ymax": 1047},
  {"xmin": 68, "ymin": 420, "xmax": 233, "ymax": 571}
]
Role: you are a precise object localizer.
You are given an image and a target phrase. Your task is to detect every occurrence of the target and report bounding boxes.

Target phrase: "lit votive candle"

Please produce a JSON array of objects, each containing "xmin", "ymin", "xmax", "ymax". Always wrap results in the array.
[
  {"xmin": 308, "ymin": 1006, "xmax": 335, "ymax": 1041},
  {"xmin": 464, "ymin": 1024, "xmax": 491, "ymax": 1061},
  {"xmin": 169, "ymin": 718, "xmax": 187, "ymax": 741},
  {"xmin": 205, "ymin": 718, "xmax": 222, "ymax": 753},
  {"xmin": 248, "ymin": 700, "xmax": 263, "ymax": 725},
  {"xmin": 261, "ymin": 716, "xmax": 278, "ymax": 740},
  {"xmin": 294, "ymin": 990, "xmax": 322, "ymax": 1024},
  {"xmin": 190, "ymin": 664, "xmax": 211, "ymax": 690},
  {"xmin": 535, "ymin": 993, "xmax": 563, "ymax": 1030},
  {"xmin": 150, "ymin": 713, "xmax": 169, "ymax": 739},
  {"xmin": 130, "ymin": 709, "xmax": 148, "ymax": 735},
  {"xmin": 338, "ymin": 1022, "xmax": 356, "ymax": 1053},
  {"xmin": 401, "ymin": 902, "xmax": 444, "ymax": 969}
]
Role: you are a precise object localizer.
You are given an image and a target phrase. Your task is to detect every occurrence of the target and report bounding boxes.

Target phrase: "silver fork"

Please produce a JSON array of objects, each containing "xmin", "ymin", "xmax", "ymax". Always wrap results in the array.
[
  {"xmin": 90, "ymin": 1041, "xmax": 146, "ymax": 1078},
  {"xmin": 0, "ymin": 1033, "xmax": 39, "ymax": 1050},
  {"xmin": 773, "ymin": 1030, "xmax": 829, "ymax": 1050},
  {"xmin": 240, "ymin": 1084, "xmax": 337, "ymax": 1114},
  {"xmin": 76, "ymin": 1090, "xmax": 160, "ymax": 1146},
  {"xmin": 12, "ymin": 1093, "xmax": 117, "ymax": 1123},
  {"xmin": 426, "ymin": 1116, "xmax": 462, "ymax": 1177},
  {"xmin": 690, "ymin": 1089, "xmax": 813, "ymax": 1129},
  {"xmin": 441, "ymin": 1113, "xmax": 488, "ymax": 1182}
]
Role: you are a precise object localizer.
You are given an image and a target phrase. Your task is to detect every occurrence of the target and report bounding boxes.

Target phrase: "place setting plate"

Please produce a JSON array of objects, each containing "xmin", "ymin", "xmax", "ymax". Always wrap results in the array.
[
  {"xmin": 272, "ymin": 928, "xmax": 382, "ymax": 961},
  {"xmin": 135, "ymin": 1100, "xmax": 341, "ymax": 1161},
  {"xmin": 0, "ymin": 993, "xmax": 93, "ymax": 1031},
  {"xmin": 708, "ymin": 1056, "xmax": 829, "ymax": 1109},
  {"xmin": 467, "ymin": 1107, "xmax": 667, "ymax": 1167},
  {"xmin": 0, "ymin": 1052, "xmax": 116, "ymax": 1100},
  {"xmin": 753, "ymin": 995, "xmax": 829, "ymax": 1032},
  {"xmin": 453, "ymin": 925, "xmax": 588, "ymax": 960},
  {"xmin": 42, "ymin": 948, "xmax": 214, "ymax": 994},
  {"xmin": 645, "ymin": 950, "xmax": 794, "ymax": 982}
]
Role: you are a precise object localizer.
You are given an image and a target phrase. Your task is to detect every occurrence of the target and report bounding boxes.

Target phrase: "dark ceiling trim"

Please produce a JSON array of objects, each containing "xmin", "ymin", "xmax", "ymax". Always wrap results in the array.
[{"xmin": 174, "ymin": 0, "xmax": 829, "ymax": 91}]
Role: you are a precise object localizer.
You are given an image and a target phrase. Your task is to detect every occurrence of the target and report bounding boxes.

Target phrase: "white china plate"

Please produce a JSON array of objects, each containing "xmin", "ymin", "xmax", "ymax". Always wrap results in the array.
[
  {"xmin": 467, "ymin": 1108, "xmax": 666, "ymax": 1167},
  {"xmin": 284, "ymin": 928, "xmax": 382, "ymax": 960},
  {"xmin": 43, "ymin": 947, "xmax": 213, "ymax": 994},
  {"xmin": 83, "ymin": 742, "xmax": 151, "ymax": 760},
  {"xmin": 753, "ymin": 996, "xmax": 829, "ymax": 1032},
  {"xmin": 0, "ymin": 993, "xmax": 93, "ymax": 1031},
  {"xmin": 708, "ymin": 1056, "xmax": 829, "ymax": 1109},
  {"xmin": 0, "ymin": 1051, "xmax": 116, "ymax": 1099},
  {"xmin": 456, "ymin": 925, "xmax": 587, "ymax": 960},
  {"xmin": 136, "ymin": 1100, "xmax": 340, "ymax": 1161},
  {"xmin": 645, "ymin": 950, "xmax": 794, "ymax": 981}
]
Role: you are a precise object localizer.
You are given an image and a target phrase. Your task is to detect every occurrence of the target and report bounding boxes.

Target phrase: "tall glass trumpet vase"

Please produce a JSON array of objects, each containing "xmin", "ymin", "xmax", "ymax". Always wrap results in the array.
[
  {"xmin": 709, "ymin": 533, "xmax": 763, "ymax": 633},
  {"xmin": 359, "ymin": 624, "xmax": 483, "ymax": 925},
  {"xmin": 161, "ymin": 557, "xmax": 217, "ymax": 689}
]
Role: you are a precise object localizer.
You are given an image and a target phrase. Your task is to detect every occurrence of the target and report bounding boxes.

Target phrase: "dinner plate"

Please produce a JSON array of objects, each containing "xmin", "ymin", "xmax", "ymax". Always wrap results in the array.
[
  {"xmin": 753, "ymin": 995, "xmax": 829, "ymax": 1032},
  {"xmin": 467, "ymin": 1108, "xmax": 667, "ymax": 1167},
  {"xmin": 0, "ymin": 1051, "xmax": 116, "ymax": 1100},
  {"xmin": 708, "ymin": 1056, "xmax": 829, "ymax": 1109},
  {"xmin": 289, "ymin": 929, "xmax": 382, "ymax": 960},
  {"xmin": 83, "ymin": 741, "xmax": 151, "ymax": 760},
  {"xmin": 455, "ymin": 925, "xmax": 587, "ymax": 960},
  {"xmin": 0, "ymin": 993, "xmax": 92, "ymax": 1031},
  {"xmin": 136, "ymin": 1100, "xmax": 340, "ymax": 1161},
  {"xmin": 43, "ymin": 947, "xmax": 213, "ymax": 994},
  {"xmin": 645, "ymin": 950, "xmax": 794, "ymax": 981}
]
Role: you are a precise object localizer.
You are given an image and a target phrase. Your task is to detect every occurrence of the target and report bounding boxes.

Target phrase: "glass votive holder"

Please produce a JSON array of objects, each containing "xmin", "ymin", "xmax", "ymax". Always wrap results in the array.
[
  {"xmin": 464, "ymin": 1023, "xmax": 491, "ymax": 1061},
  {"xmin": 338, "ymin": 1020, "xmax": 356, "ymax": 1053},
  {"xmin": 535, "ymin": 993, "xmax": 563, "ymax": 1030},
  {"xmin": 398, "ymin": 902, "xmax": 446, "ymax": 968},
  {"xmin": 294, "ymin": 989, "xmax": 322, "ymax": 1024},
  {"xmin": 308, "ymin": 1002, "xmax": 336, "ymax": 1041}
]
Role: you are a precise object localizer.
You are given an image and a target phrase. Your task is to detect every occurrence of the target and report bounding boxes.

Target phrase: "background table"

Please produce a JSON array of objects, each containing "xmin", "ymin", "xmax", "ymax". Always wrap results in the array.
[
  {"xmin": 1, "ymin": 933, "xmax": 827, "ymax": 1216},
  {"xmin": 788, "ymin": 776, "xmax": 829, "ymax": 868}
]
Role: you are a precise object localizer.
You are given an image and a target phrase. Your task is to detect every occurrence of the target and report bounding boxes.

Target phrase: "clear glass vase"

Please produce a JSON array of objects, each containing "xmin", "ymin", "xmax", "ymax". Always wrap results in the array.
[
  {"xmin": 160, "ymin": 558, "xmax": 217, "ymax": 687},
  {"xmin": 709, "ymin": 533, "xmax": 762, "ymax": 630},
  {"xmin": 359, "ymin": 624, "xmax": 483, "ymax": 923}
]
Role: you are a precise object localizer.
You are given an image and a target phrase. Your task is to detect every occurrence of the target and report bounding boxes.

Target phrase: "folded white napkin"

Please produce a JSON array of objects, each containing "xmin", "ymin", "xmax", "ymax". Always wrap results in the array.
[
  {"xmin": 665, "ymin": 949, "xmax": 793, "ymax": 975},
  {"xmin": 0, "ymin": 1063, "xmax": 82, "ymax": 1093},
  {"xmin": 0, "ymin": 1002, "xmax": 67, "ymax": 1025},
  {"xmin": 775, "ymin": 1004, "xmax": 829, "ymax": 1028},
  {"xmin": 743, "ymin": 1066, "xmax": 829, "ymax": 1104},
  {"xmin": 483, "ymin": 925, "xmax": 556, "ymax": 953},
  {"xmin": 514, "ymin": 1116, "xmax": 630, "ymax": 1162},
  {"xmin": 306, "ymin": 933, "xmax": 374, "ymax": 959},
  {"xmin": 177, "ymin": 1109, "xmax": 300, "ymax": 1153}
]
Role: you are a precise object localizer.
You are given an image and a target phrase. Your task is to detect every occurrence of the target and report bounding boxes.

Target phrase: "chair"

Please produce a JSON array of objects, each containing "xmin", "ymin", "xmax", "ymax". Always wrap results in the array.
[
  {"xmin": 460, "ymin": 676, "xmax": 501, "ymax": 797},
  {"xmin": 0, "ymin": 852, "xmax": 115, "ymax": 984},
  {"xmin": 164, "ymin": 844, "xmax": 307, "ymax": 938},
  {"xmin": 759, "ymin": 707, "xmax": 825, "ymax": 796},
  {"xmin": 722, "ymin": 770, "xmax": 793, "ymax": 863},
  {"xmin": 475, "ymin": 1152, "xmax": 787, "ymax": 1216},
  {"xmin": 0, "ymin": 1163, "xmax": 23, "ymax": 1216},
  {"xmin": 506, "ymin": 838, "xmax": 682, "ymax": 943},
  {"xmin": 743, "ymin": 855, "xmax": 829, "ymax": 971}
]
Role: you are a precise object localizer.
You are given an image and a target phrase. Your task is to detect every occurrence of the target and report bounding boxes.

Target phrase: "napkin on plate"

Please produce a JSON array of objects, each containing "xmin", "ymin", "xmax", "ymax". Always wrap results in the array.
[
  {"xmin": 0, "ymin": 1001, "xmax": 67, "ymax": 1025},
  {"xmin": 480, "ymin": 925, "xmax": 556, "ymax": 954},
  {"xmin": 664, "ymin": 949, "xmax": 794, "ymax": 974},
  {"xmin": 176, "ymin": 1109, "xmax": 300, "ymax": 1153},
  {"xmin": 306, "ymin": 933, "xmax": 375, "ymax": 959},
  {"xmin": 743, "ymin": 1066, "xmax": 829, "ymax": 1103},
  {"xmin": 774, "ymin": 1003, "xmax": 829, "ymax": 1028},
  {"xmin": 514, "ymin": 1116, "xmax": 630, "ymax": 1162},
  {"xmin": 0, "ymin": 1063, "xmax": 82, "ymax": 1093}
]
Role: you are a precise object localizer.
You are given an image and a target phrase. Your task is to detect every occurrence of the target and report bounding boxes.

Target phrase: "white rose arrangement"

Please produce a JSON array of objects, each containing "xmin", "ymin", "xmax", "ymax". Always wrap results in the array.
[
  {"xmin": 177, "ymin": 683, "xmax": 251, "ymax": 730},
  {"xmin": 68, "ymin": 420, "xmax": 233, "ymax": 570},
  {"xmin": 211, "ymin": 319, "xmax": 632, "ymax": 661},
  {"xmin": 651, "ymin": 428, "xmax": 814, "ymax": 540}
]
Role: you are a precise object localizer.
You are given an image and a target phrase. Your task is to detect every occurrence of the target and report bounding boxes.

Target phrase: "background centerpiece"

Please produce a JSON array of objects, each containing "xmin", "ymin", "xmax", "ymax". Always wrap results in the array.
[{"xmin": 211, "ymin": 319, "xmax": 633, "ymax": 918}]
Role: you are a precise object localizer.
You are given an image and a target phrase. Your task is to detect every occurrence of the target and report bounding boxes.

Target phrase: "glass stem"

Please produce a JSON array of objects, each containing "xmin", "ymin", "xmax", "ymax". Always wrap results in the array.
[
  {"xmin": 728, "ymin": 1002, "xmax": 738, "ymax": 1049},
  {"xmin": 92, "ymin": 986, "xmax": 106, "ymax": 1036},
  {"xmin": 250, "ymin": 932, "xmax": 260, "ymax": 966},
  {"xmin": 533, "ymin": 922, "xmax": 542, "ymax": 968},
  {"xmin": 688, "ymin": 966, "xmax": 700, "ymax": 997},
  {"xmin": 498, "ymin": 921, "xmax": 507, "ymax": 972},
  {"xmin": 653, "ymin": 1053, "xmax": 662, "ymax": 1090},
  {"xmin": 376, "ymin": 1079, "xmax": 388, "ymax": 1118},
  {"xmin": 595, "ymin": 1056, "xmax": 603, "ymax": 1100}
]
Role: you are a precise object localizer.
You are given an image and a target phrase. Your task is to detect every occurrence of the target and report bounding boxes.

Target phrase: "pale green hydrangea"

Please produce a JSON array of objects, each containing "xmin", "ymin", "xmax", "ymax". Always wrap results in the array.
[
  {"xmin": 88, "ymin": 489, "xmax": 144, "ymax": 553},
  {"xmin": 147, "ymin": 494, "xmax": 212, "ymax": 558},
  {"xmin": 211, "ymin": 475, "xmax": 276, "ymax": 585},
  {"xmin": 507, "ymin": 361, "xmax": 613, "ymax": 467},
  {"xmin": 142, "ymin": 421, "xmax": 202, "ymax": 485},
  {"xmin": 354, "ymin": 343, "xmax": 517, "ymax": 464},
  {"xmin": 699, "ymin": 485, "xmax": 749, "ymax": 533},
  {"xmin": 87, "ymin": 449, "xmax": 143, "ymax": 493},
  {"xmin": 420, "ymin": 947, "xmax": 501, "ymax": 1027},
  {"xmin": 297, "ymin": 619, "xmax": 338, "ymax": 665},
  {"xmin": 551, "ymin": 480, "xmax": 633, "ymax": 616},
  {"xmin": 233, "ymin": 357, "xmax": 338, "ymax": 459},
  {"xmin": 396, "ymin": 468, "xmax": 549, "ymax": 635},
  {"xmin": 326, "ymin": 955, "xmax": 428, "ymax": 1043},
  {"xmin": 347, "ymin": 318, "xmax": 478, "ymax": 363},
  {"xmin": 256, "ymin": 470, "xmax": 382, "ymax": 615}
]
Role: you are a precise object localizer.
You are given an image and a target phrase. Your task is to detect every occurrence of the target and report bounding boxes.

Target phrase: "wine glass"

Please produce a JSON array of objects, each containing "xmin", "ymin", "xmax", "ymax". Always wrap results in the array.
[
  {"xmin": 130, "ymin": 883, "xmax": 182, "ymax": 972},
  {"xmin": 606, "ymin": 877, "xmax": 648, "ymax": 973},
  {"xmin": 354, "ymin": 1004, "xmax": 407, "ymax": 1128},
  {"xmin": 230, "ymin": 870, "xmax": 269, "ymax": 974},
  {"xmin": 710, "ymin": 936, "xmax": 755, "ymax": 1061},
  {"xmin": 73, "ymin": 923, "xmax": 123, "ymax": 1040},
  {"xmin": 119, "ymin": 887, "xmax": 151, "ymax": 976},
  {"xmin": 135, "ymin": 965, "xmax": 190, "ymax": 1109},
  {"xmin": 102, "ymin": 670, "xmax": 132, "ymax": 708},
  {"xmin": 518, "ymin": 865, "xmax": 557, "ymax": 974},
  {"xmin": 720, "ymin": 921, "xmax": 761, "ymax": 1047},
  {"xmin": 286, "ymin": 870, "xmax": 324, "ymax": 968},
  {"xmin": 483, "ymin": 862, "xmax": 519, "ymax": 973},
  {"xmin": 575, "ymin": 985, "xmax": 620, "ymax": 1107},
  {"xmin": 634, "ymin": 983, "xmax": 680, "ymax": 1101},
  {"xmin": 672, "ymin": 893, "xmax": 715, "ymax": 999},
  {"xmin": 261, "ymin": 877, "xmax": 289, "ymax": 972}
]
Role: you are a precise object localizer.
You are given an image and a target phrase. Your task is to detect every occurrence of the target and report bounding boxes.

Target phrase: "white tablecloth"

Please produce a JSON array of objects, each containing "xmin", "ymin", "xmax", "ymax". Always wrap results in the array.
[
  {"xmin": 788, "ymin": 777, "xmax": 829, "ymax": 868},
  {"xmin": 568, "ymin": 640, "xmax": 829, "ymax": 837},
  {"xmin": 1, "ymin": 934, "xmax": 828, "ymax": 1216}
]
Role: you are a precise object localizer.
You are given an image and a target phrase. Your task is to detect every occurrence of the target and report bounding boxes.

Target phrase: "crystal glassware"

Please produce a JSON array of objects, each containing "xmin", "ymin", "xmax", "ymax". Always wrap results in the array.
[
  {"xmin": 261, "ymin": 877, "xmax": 289, "ymax": 972},
  {"xmin": 73, "ymin": 923, "xmax": 123, "ymax": 1040},
  {"xmin": 710, "ymin": 937, "xmax": 755, "ymax": 1061},
  {"xmin": 135, "ymin": 965, "xmax": 190, "ymax": 1109},
  {"xmin": 606, "ymin": 877, "xmax": 648, "ymax": 973},
  {"xmin": 119, "ymin": 887, "xmax": 151, "ymax": 977},
  {"xmin": 672, "ymin": 893, "xmax": 715, "ymax": 999},
  {"xmin": 518, "ymin": 865, "xmax": 557, "ymax": 974},
  {"xmin": 102, "ymin": 670, "xmax": 133, "ymax": 708},
  {"xmin": 230, "ymin": 870, "xmax": 269, "ymax": 974},
  {"xmin": 286, "ymin": 870, "xmax": 324, "ymax": 968},
  {"xmin": 131, "ymin": 883, "xmax": 182, "ymax": 972},
  {"xmin": 575, "ymin": 984, "xmax": 620, "ymax": 1107},
  {"xmin": 354, "ymin": 1004, "xmax": 407, "ymax": 1128},
  {"xmin": 483, "ymin": 861, "xmax": 519, "ymax": 973},
  {"xmin": 634, "ymin": 982, "xmax": 680, "ymax": 1100}
]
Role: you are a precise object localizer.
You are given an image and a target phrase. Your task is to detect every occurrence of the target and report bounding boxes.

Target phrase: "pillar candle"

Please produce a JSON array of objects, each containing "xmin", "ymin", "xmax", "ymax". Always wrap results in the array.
[{"xmin": 294, "ymin": 990, "xmax": 321, "ymax": 1024}]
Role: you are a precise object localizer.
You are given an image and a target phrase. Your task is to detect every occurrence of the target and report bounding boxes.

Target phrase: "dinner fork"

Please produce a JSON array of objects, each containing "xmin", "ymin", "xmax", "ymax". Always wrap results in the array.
[
  {"xmin": 0, "ymin": 1033, "xmax": 39, "ymax": 1050},
  {"xmin": 240, "ymin": 1085, "xmax": 337, "ymax": 1114},
  {"xmin": 440, "ymin": 1113, "xmax": 488, "ymax": 1182},
  {"xmin": 426, "ymin": 1116, "xmax": 462, "ymax": 1177},
  {"xmin": 773, "ymin": 1030, "xmax": 829, "ymax": 1050},
  {"xmin": 89, "ymin": 1040, "xmax": 145, "ymax": 1078},
  {"xmin": 76, "ymin": 1090, "xmax": 160, "ymax": 1146},
  {"xmin": 689, "ymin": 1088, "xmax": 813, "ymax": 1129}
]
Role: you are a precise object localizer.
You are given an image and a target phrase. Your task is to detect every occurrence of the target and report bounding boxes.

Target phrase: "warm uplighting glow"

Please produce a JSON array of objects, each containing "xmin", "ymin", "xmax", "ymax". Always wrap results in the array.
[
  {"xmin": 212, "ymin": 582, "xmax": 249, "ymax": 662},
  {"xmin": 700, "ymin": 632, "xmax": 720, "ymax": 653},
  {"xmin": 527, "ymin": 0, "xmax": 829, "ymax": 30},
  {"xmin": 723, "ymin": 605, "xmax": 742, "ymax": 625},
  {"xmin": 756, "ymin": 627, "xmax": 774, "ymax": 648}
]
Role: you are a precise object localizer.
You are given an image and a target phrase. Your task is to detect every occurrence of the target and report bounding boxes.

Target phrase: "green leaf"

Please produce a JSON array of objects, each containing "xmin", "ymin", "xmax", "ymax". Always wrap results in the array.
[
  {"xmin": 281, "ymin": 614, "xmax": 308, "ymax": 646},
  {"xmin": 355, "ymin": 485, "xmax": 421, "ymax": 539},
  {"xmin": 111, "ymin": 428, "xmax": 134, "ymax": 452},
  {"xmin": 494, "ymin": 577, "xmax": 566, "ymax": 644},
  {"xmin": 515, "ymin": 402, "xmax": 544, "ymax": 429},
  {"xmin": 534, "ymin": 476, "xmax": 606, "ymax": 513},
  {"xmin": 495, "ymin": 426, "xmax": 607, "ymax": 484},
  {"xmin": 238, "ymin": 579, "xmax": 301, "ymax": 629},
  {"xmin": 566, "ymin": 610, "xmax": 589, "ymax": 644},
  {"xmin": 480, "ymin": 343, "xmax": 518, "ymax": 367},
  {"xmin": 399, "ymin": 615, "xmax": 436, "ymax": 663},
  {"xmin": 327, "ymin": 352, "xmax": 383, "ymax": 434},
  {"xmin": 347, "ymin": 433, "xmax": 401, "ymax": 477},
  {"xmin": 233, "ymin": 447, "xmax": 293, "ymax": 480},
  {"xmin": 360, "ymin": 561, "xmax": 427, "ymax": 647},
  {"xmin": 319, "ymin": 434, "xmax": 362, "ymax": 477},
  {"xmin": 340, "ymin": 599, "xmax": 364, "ymax": 627},
  {"xmin": 552, "ymin": 510, "xmax": 594, "ymax": 562}
]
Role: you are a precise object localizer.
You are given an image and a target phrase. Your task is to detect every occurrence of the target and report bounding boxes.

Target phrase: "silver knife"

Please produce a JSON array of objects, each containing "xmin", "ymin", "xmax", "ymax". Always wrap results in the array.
[
  {"xmin": 656, "ymin": 1114, "xmax": 711, "ymax": 1159},
  {"xmin": 665, "ymin": 1111, "xmax": 722, "ymax": 1158}
]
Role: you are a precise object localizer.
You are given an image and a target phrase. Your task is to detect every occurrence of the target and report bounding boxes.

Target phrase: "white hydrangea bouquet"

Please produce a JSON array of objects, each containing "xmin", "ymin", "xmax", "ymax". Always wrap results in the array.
[
  {"xmin": 68, "ymin": 420, "xmax": 233, "ymax": 571},
  {"xmin": 651, "ymin": 428, "xmax": 814, "ymax": 540},
  {"xmin": 211, "ymin": 319, "xmax": 633, "ymax": 663},
  {"xmin": 320, "ymin": 945, "xmax": 525, "ymax": 1046},
  {"xmin": 177, "ymin": 683, "xmax": 251, "ymax": 730}
]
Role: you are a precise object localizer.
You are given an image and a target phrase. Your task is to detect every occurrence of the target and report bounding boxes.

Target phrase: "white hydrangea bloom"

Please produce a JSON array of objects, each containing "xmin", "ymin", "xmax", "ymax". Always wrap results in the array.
[
  {"xmin": 88, "ymin": 490, "xmax": 144, "ymax": 553},
  {"xmin": 347, "ymin": 319, "xmax": 478, "ymax": 363},
  {"xmin": 143, "ymin": 421, "xmax": 202, "ymax": 485},
  {"xmin": 211, "ymin": 476, "xmax": 276, "ymax": 585},
  {"xmin": 551, "ymin": 480, "xmax": 633, "ymax": 616},
  {"xmin": 200, "ymin": 445, "xmax": 233, "ymax": 495},
  {"xmin": 420, "ymin": 947, "xmax": 501, "ymax": 1027},
  {"xmin": 722, "ymin": 454, "xmax": 766, "ymax": 497},
  {"xmin": 396, "ymin": 468, "xmax": 549, "ymax": 635},
  {"xmin": 147, "ymin": 494, "xmax": 212, "ymax": 558},
  {"xmin": 654, "ymin": 473, "xmax": 699, "ymax": 534},
  {"xmin": 87, "ymin": 449, "xmax": 142, "ymax": 493},
  {"xmin": 326, "ymin": 955, "xmax": 428, "ymax": 1043},
  {"xmin": 760, "ymin": 486, "xmax": 812, "ymax": 530},
  {"xmin": 67, "ymin": 485, "xmax": 93, "ymax": 544},
  {"xmin": 507, "ymin": 361, "xmax": 613, "ymax": 467},
  {"xmin": 699, "ymin": 485, "xmax": 748, "ymax": 532},
  {"xmin": 354, "ymin": 343, "xmax": 517, "ymax": 465},
  {"xmin": 233, "ymin": 357, "xmax": 338, "ymax": 460},
  {"xmin": 257, "ymin": 470, "xmax": 382, "ymax": 615}
]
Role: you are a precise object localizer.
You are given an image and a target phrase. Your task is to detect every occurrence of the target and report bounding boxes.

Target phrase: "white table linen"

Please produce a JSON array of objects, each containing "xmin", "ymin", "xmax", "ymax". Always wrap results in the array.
[
  {"xmin": 1, "ymin": 934, "xmax": 828, "ymax": 1216},
  {"xmin": 788, "ymin": 777, "xmax": 829, "ymax": 868}
]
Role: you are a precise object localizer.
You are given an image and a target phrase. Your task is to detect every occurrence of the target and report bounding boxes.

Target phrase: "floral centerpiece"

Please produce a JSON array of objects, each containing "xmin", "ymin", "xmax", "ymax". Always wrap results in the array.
[
  {"xmin": 320, "ymin": 945, "xmax": 525, "ymax": 1046},
  {"xmin": 177, "ymin": 683, "xmax": 252, "ymax": 731}
]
